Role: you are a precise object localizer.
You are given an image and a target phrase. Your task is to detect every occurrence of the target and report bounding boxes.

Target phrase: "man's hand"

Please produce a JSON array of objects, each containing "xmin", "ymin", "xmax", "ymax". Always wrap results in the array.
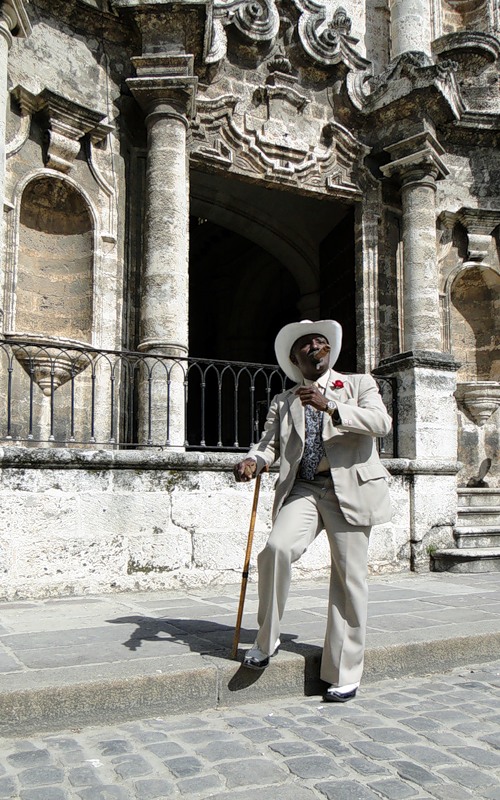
[
  {"xmin": 296, "ymin": 385, "xmax": 327, "ymax": 412},
  {"xmin": 234, "ymin": 458, "xmax": 257, "ymax": 482}
]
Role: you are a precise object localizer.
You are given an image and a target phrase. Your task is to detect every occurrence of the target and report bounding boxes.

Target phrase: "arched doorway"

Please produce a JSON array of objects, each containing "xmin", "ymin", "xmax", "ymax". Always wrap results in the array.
[
  {"xmin": 189, "ymin": 170, "xmax": 356, "ymax": 368},
  {"xmin": 187, "ymin": 171, "xmax": 357, "ymax": 449}
]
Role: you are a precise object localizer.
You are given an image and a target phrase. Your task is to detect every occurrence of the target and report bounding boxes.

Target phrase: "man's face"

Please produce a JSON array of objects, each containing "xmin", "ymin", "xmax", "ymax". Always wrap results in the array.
[{"xmin": 290, "ymin": 333, "xmax": 330, "ymax": 380}]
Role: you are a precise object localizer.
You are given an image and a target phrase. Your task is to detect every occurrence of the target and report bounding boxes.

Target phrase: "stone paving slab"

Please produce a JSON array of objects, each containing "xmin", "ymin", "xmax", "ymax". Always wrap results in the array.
[
  {"xmin": 0, "ymin": 573, "xmax": 499, "ymax": 735},
  {"xmin": 0, "ymin": 661, "xmax": 500, "ymax": 799}
]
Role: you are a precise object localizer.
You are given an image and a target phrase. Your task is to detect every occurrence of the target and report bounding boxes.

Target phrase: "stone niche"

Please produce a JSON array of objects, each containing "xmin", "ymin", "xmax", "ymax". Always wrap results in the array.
[
  {"xmin": 441, "ymin": 0, "xmax": 492, "ymax": 34},
  {"xmin": 16, "ymin": 175, "xmax": 93, "ymax": 341},
  {"xmin": 451, "ymin": 265, "xmax": 500, "ymax": 382},
  {"xmin": 5, "ymin": 174, "xmax": 96, "ymax": 445},
  {"xmin": 450, "ymin": 265, "xmax": 500, "ymax": 486}
]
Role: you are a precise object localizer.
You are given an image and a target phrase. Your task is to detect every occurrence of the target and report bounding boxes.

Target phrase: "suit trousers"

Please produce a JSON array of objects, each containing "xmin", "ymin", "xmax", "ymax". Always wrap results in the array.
[{"xmin": 255, "ymin": 475, "xmax": 371, "ymax": 687}]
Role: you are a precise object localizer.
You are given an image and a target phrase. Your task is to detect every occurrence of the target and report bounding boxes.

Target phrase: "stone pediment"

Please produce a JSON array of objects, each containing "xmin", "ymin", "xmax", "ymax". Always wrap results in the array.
[
  {"xmin": 190, "ymin": 75, "xmax": 367, "ymax": 195},
  {"xmin": 11, "ymin": 86, "xmax": 113, "ymax": 173}
]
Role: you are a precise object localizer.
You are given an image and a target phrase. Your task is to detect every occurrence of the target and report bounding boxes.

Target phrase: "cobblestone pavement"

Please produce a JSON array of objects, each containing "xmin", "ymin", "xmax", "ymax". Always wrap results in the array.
[{"xmin": 1, "ymin": 660, "xmax": 500, "ymax": 800}]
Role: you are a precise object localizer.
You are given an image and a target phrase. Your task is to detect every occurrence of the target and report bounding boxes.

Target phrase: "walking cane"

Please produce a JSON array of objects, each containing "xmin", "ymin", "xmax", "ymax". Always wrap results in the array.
[{"xmin": 231, "ymin": 471, "xmax": 262, "ymax": 660}]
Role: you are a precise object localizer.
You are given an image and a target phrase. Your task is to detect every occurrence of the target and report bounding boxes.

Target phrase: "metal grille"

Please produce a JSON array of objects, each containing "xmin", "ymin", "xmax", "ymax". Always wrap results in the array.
[{"xmin": 0, "ymin": 338, "xmax": 397, "ymax": 455}]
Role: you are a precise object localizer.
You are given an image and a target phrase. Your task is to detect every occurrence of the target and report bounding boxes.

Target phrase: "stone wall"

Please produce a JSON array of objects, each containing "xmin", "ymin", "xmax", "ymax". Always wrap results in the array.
[{"xmin": 0, "ymin": 449, "xmax": 416, "ymax": 600}]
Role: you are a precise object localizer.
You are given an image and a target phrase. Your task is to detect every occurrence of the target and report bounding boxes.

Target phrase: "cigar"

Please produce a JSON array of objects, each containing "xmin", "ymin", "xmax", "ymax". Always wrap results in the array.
[{"xmin": 311, "ymin": 344, "xmax": 331, "ymax": 362}]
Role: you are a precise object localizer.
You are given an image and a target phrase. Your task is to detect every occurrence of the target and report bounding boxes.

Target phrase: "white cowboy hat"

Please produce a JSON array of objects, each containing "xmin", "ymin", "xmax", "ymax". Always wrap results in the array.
[{"xmin": 274, "ymin": 319, "xmax": 343, "ymax": 383}]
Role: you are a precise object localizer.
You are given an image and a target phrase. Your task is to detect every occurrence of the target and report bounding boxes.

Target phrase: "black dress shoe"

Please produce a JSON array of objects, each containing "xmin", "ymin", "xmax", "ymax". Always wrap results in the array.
[
  {"xmin": 242, "ymin": 647, "xmax": 279, "ymax": 671},
  {"xmin": 322, "ymin": 688, "xmax": 357, "ymax": 703}
]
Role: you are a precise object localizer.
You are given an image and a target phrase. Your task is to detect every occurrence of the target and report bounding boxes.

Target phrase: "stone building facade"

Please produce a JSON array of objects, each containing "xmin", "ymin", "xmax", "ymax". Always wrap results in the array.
[{"xmin": 0, "ymin": 0, "xmax": 498, "ymax": 598}]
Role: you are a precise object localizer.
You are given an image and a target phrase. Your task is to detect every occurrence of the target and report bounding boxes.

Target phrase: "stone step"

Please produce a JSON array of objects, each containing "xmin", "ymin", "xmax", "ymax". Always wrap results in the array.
[
  {"xmin": 456, "ymin": 507, "xmax": 500, "ymax": 526},
  {"xmin": 458, "ymin": 489, "xmax": 500, "ymax": 507},
  {"xmin": 454, "ymin": 527, "xmax": 500, "ymax": 549},
  {"xmin": 431, "ymin": 548, "xmax": 500, "ymax": 573}
]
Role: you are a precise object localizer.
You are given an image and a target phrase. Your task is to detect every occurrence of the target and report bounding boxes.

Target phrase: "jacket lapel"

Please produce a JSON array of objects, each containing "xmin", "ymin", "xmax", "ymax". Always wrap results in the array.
[{"xmin": 287, "ymin": 386, "xmax": 305, "ymax": 445}]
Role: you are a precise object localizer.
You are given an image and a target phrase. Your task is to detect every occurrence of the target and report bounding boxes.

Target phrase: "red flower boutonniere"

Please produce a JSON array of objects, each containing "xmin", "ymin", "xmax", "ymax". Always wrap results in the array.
[{"xmin": 331, "ymin": 380, "xmax": 344, "ymax": 390}]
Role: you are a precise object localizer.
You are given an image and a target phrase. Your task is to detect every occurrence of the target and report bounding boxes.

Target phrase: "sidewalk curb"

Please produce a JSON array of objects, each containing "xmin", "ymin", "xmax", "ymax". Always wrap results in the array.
[{"xmin": 2, "ymin": 630, "xmax": 499, "ymax": 736}]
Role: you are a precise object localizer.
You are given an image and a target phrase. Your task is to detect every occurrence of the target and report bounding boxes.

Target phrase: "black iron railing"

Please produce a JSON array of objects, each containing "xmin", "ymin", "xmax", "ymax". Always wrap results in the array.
[{"xmin": 0, "ymin": 338, "xmax": 397, "ymax": 455}]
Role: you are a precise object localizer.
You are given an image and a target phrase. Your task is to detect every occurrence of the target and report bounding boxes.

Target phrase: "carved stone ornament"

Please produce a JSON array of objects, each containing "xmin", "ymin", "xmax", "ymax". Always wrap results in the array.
[
  {"xmin": 207, "ymin": 0, "xmax": 280, "ymax": 64},
  {"xmin": 5, "ymin": 334, "xmax": 96, "ymax": 396},
  {"xmin": 456, "ymin": 382, "xmax": 500, "ymax": 426},
  {"xmin": 11, "ymin": 86, "xmax": 113, "ymax": 173},
  {"xmin": 361, "ymin": 52, "xmax": 464, "ymax": 120},
  {"xmin": 456, "ymin": 207, "xmax": 500, "ymax": 263},
  {"xmin": 293, "ymin": 0, "xmax": 370, "ymax": 70},
  {"xmin": 190, "ymin": 80, "xmax": 367, "ymax": 194}
]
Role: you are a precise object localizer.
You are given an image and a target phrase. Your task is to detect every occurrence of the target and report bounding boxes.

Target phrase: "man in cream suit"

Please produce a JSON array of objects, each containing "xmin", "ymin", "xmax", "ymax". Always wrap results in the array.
[{"xmin": 234, "ymin": 319, "xmax": 392, "ymax": 702}]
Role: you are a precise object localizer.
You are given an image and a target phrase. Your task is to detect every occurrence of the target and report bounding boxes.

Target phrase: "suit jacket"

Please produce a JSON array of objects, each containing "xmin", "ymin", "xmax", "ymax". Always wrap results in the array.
[{"xmin": 247, "ymin": 369, "xmax": 393, "ymax": 527}]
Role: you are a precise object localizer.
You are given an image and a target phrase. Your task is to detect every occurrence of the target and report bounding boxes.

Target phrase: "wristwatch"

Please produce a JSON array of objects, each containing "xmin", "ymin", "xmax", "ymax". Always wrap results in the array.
[{"xmin": 324, "ymin": 400, "xmax": 336, "ymax": 416}]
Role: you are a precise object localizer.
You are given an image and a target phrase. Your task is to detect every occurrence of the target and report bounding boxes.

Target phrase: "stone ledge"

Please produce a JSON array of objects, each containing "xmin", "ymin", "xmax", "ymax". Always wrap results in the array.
[
  {"xmin": 375, "ymin": 350, "xmax": 461, "ymax": 373},
  {"xmin": 1, "ymin": 631, "xmax": 499, "ymax": 736},
  {"xmin": 0, "ymin": 446, "xmax": 460, "ymax": 475}
]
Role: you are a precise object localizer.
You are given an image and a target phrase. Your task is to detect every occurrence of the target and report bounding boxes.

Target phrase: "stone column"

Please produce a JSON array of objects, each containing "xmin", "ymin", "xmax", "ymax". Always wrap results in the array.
[
  {"xmin": 128, "ymin": 55, "xmax": 197, "ymax": 448},
  {"xmin": 389, "ymin": 0, "xmax": 432, "ymax": 58},
  {"xmin": 377, "ymin": 132, "xmax": 461, "ymax": 571},
  {"xmin": 381, "ymin": 132, "xmax": 448, "ymax": 353},
  {"xmin": 0, "ymin": 1, "xmax": 30, "ymax": 323}
]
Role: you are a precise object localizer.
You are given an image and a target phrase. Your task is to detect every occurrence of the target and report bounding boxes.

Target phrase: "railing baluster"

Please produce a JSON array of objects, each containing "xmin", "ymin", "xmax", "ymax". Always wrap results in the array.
[
  {"xmin": 200, "ymin": 374, "xmax": 206, "ymax": 448},
  {"xmin": 109, "ymin": 370, "xmax": 115, "ymax": 444},
  {"xmin": 217, "ymin": 373, "xmax": 222, "ymax": 448},
  {"xmin": 70, "ymin": 368, "xmax": 76, "ymax": 442},
  {"xmin": 6, "ymin": 356, "xmax": 12, "ymax": 439},
  {"xmin": 28, "ymin": 359, "xmax": 34, "ymax": 440},
  {"xmin": 49, "ymin": 360, "xmax": 55, "ymax": 441}
]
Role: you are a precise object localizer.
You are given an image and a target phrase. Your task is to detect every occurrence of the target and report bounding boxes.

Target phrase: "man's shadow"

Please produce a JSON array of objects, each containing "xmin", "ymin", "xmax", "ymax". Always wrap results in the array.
[{"xmin": 107, "ymin": 615, "xmax": 324, "ymax": 694}]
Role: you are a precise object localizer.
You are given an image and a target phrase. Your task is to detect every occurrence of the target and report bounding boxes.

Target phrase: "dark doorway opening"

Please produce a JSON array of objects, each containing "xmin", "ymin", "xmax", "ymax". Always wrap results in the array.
[
  {"xmin": 187, "ymin": 172, "xmax": 356, "ymax": 448},
  {"xmin": 189, "ymin": 217, "xmax": 300, "ymax": 365},
  {"xmin": 319, "ymin": 207, "xmax": 356, "ymax": 372}
]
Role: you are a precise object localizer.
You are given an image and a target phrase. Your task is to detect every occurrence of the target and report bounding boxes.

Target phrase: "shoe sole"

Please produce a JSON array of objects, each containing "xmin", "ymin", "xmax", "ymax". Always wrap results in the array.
[
  {"xmin": 242, "ymin": 647, "xmax": 279, "ymax": 671},
  {"xmin": 322, "ymin": 690, "xmax": 357, "ymax": 703}
]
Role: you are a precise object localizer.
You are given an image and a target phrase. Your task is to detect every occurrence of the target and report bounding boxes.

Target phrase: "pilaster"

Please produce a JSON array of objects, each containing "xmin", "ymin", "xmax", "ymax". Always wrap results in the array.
[
  {"xmin": 0, "ymin": 0, "xmax": 30, "ymax": 329},
  {"xmin": 375, "ymin": 351, "xmax": 461, "ymax": 571}
]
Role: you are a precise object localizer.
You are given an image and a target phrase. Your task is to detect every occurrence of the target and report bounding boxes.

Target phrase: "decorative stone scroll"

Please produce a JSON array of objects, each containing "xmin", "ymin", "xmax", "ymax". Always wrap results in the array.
[
  {"xmin": 207, "ymin": 0, "xmax": 280, "ymax": 64},
  {"xmin": 11, "ymin": 86, "xmax": 113, "ymax": 173},
  {"xmin": 293, "ymin": 0, "xmax": 370, "ymax": 71}
]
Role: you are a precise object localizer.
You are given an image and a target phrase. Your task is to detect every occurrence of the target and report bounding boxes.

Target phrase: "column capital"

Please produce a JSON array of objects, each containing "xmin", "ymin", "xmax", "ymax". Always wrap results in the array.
[
  {"xmin": 381, "ymin": 131, "xmax": 449, "ymax": 186},
  {"xmin": 0, "ymin": 0, "xmax": 31, "ymax": 41},
  {"xmin": 127, "ymin": 55, "xmax": 198, "ymax": 122}
]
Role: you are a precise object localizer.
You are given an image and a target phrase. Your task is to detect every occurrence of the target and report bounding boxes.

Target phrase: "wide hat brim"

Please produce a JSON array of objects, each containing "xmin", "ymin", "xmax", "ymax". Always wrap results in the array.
[{"xmin": 274, "ymin": 319, "xmax": 343, "ymax": 383}]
